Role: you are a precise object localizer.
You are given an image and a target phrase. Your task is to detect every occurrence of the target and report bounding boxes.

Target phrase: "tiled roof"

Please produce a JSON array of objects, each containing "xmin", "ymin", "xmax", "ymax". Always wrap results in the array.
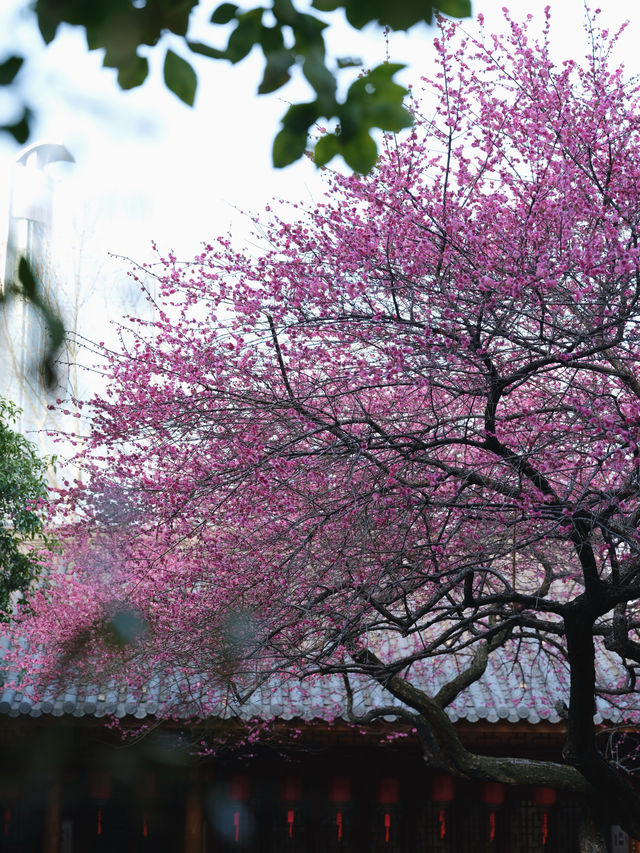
[{"xmin": 1, "ymin": 641, "xmax": 637, "ymax": 726}]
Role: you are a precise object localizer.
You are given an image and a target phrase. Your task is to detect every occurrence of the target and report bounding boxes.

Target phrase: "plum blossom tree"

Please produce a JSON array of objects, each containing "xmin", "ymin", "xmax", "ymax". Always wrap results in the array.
[{"xmin": 10, "ymin": 8, "xmax": 640, "ymax": 844}]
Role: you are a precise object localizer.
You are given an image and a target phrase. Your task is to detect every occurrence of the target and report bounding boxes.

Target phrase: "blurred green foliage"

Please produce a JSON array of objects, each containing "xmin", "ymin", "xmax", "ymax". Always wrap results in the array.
[
  {"xmin": 0, "ymin": 398, "xmax": 53, "ymax": 616},
  {"xmin": 2, "ymin": 0, "xmax": 471, "ymax": 172}
]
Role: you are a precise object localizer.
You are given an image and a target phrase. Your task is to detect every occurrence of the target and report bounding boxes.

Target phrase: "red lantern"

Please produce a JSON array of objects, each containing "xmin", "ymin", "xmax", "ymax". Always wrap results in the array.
[
  {"xmin": 281, "ymin": 776, "xmax": 301, "ymax": 838},
  {"xmin": 383, "ymin": 811, "xmax": 391, "ymax": 843},
  {"xmin": 533, "ymin": 787, "xmax": 557, "ymax": 807},
  {"xmin": 432, "ymin": 774, "xmax": 455, "ymax": 802},
  {"xmin": 3, "ymin": 807, "xmax": 10, "ymax": 838},
  {"xmin": 329, "ymin": 775, "xmax": 351, "ymax": 803},
  {"xmin": 377, "ymin": 777, "xmax": 398, "ymax": 844},
  {"xmin": 482, "ymin": 782, "xmax": 505, "ymax": 807},
  {"xmin": 229, "ymin": 774, "xmax": 249, "ymax": 844},
  {"xmin": 432, "ymin": 774, "xmax": 455, "ymax": 840},
  {"xmin": 286, "ymin": 809, "xmax": 295, "ymax": 838},
  {"xmin": 233, "ymin": 809, "xmax": 240, "ymax": 843},
  {"xmin": 533, "ymin": 787, "xmax": 556, "ymax": 847},
  {"xmin": 90, "ymin": 774, "xmax": 111, "ymax": 801},
  {"xmin": 229, "ymin": 774, "xmax": 250, "ymax": 802},
  {"xmin": 89, "ymin": 773, "xmax": 109, "ymax": 837},
  {"xmin": 281, "ymin": 776, "xmax": 302, "ymax": 802},
  {"xmin": 377, "ymin": 777, "xmax": 399, "ymax": 805},
  {"xmin": 482, "ymin": 782, "xmax": 505, "ymax": 843},
  {"xmin": 329, "ymin": 776, "xmax": 350, "ymax": 843},
  {"xmin": 143, "ymin": 772, "xmax": 156, "ymax": 799}
]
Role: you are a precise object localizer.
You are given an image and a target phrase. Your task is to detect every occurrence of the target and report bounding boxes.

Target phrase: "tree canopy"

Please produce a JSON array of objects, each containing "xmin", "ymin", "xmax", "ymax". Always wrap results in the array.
[
  {"xmin": 0, "ymin": 398, "xmax": 51, "ymax": 615},
  {"xmin": 3, "ymin": 0, "xmax": 470, "ymax": 172},
  {"xmin": 9, "ymin": 8, "xmax": 640, "ymax": 842}
]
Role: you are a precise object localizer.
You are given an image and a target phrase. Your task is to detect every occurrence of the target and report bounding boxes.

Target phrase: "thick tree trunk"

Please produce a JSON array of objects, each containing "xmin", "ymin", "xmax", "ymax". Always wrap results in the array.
[
  {"xmin": 578, "ymin": 808, "xmax": 608, "ymax": 853},
  {"xmin": 564, "ymin": 610, "xmax": 640, "ymax": 838}
]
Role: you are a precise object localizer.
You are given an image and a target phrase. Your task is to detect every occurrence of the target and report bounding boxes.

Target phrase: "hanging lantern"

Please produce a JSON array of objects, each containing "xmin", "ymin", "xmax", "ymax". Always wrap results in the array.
[
  {"xmin": 432, "ymin": 774, "xmax": 455, "ymax": 840},
  {"xmin": 229, "ymin": 774, "xmax": 250, "ymax": 844},
  {"xmin": 533, "ymin": 787, "xmax": 557, "ymax": 807},
  {"xmin": 233, "ymin": 810, "xmax": 240, "ymax": 844},
  {"xmin": 286, "ymin": 809, "xmax": 295, "ymax": 838},
  {"xmin": 329, "ymin": 776, "xmax": 351, "ymax": 841},
  {"xmin": 143, "ymin": 772, "xmax": 156, "ymax": 800},
  {"xmin": 281, "ymin": 776, "xmax": 302, "ymax": 802},
  {"xmin": 482, "ymin": 782, "xmax": 505, "ymax": 843},
  {"xmin": 533, "ymin": 787, "xmax": 557, "ymax": 846},
  {"xmin": 329, "ymin": 775, "xmax": 351, "ymax": 803},
  {"xmin": 377, "ymin": 777, "xmax": 399, "ymax": 805},
  {"xmin": 141, "ymin": 772, "xmax": 155, "ymax": 839},
  {"xmin": 432, "ymin": 774, "xmax": 455, "ymax": 802},
  {"xmin": 90, "ymin": 774, "xmax": 111, "ymax": 838},
  {"xmin": 482, "ymin": 783, "xmax": 505, "ymax": 807},
  {"xmin": 383, "ymin": 811, "xmax": 391, "ymax": 844},
  {"xmin": 329, "ymin": 775, "xmax": 351, "ymax": 843},
  {"xmin": 281, "ymin": 776, "xmax": 302, "ymax": 838},
  {"xmin": 90, "ymin": 773, "xmax": 111, "ymax": 801},
  {"xmin": 229, "ymin": 774, "xmax": 250, "ymax": 802},
  {"xmin": 377, "ymin": 777, "xmax": 399, "ymax": 844}
]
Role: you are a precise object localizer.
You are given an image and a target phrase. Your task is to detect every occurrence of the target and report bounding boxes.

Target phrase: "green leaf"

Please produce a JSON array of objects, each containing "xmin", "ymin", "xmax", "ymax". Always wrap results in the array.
[
  {"xmin": 2, "ymin": 111, "xmax": 30, "ymax": 144},
  {"xmin": 436, "ymin": 0, "xmax": 472, "ymax": 16},
  {"xmin": 367, "ymin": 101, "xmax": 413, "ymax": 132},
  {"xmin": 342, "ymin": 130, "xmax": 378, "ymax": 173},
  {"xmin": 356, "ymin": 61, "xmax": 406, "ymax": 90},
  {"xmin": 211, "ymin": 2, "xmax": 238, "ymax": 24},
  {"xmin": 347, "ymin": 63, "xmax": 409, "ymax": 126},
  {"xmin": 313, "ymin": 133, "xmax": 340, "ymax": 167},
  {"xmin": 281, "ymin": 100, "xmax": 320, "ymax": 134},
  {"xmin": 337, "ymin": 0, "xmax": 469, "ymax": 30},
  {"xmin": 0, "ymin": 56, "xmax": 23, "ymax": 85},
  {"xmin": 260, "ymin": 23, "xmax": 286, "ymax": 53},
  {"xmin": 302, "ymin": 47, "xmax": 336, "ymax": 100},
  {"xmin": 311, "ymin": 0, "xmax": 341, "ymax": 10},
  {"xmin": 18, "ymin": 257, "xmax": 37, "ymax": 301},
  {"xmin": 187, "ymin": 40, "xmax": 227, "ymax": 60},
  {"xmin": 163, "ymin": 49, "xmax": 197, "ymax": 106},
  {"xmin": 18, "ymin": 257, "xmax": 65, "ymax": 349},
  {"xmin": 258, "ymin": 51, "xmax": 295, "ymax": 94},
  {"xmin": 273, "ymin": 126, "xmax": 309, "ymax": 168},
  {"xmin": 117, "ymin": 54, "xmax": 149, "ymax": 90},
  {"xmin": 291, "ymin": 11, "xmax": 327, "ymax": 48},
  {"xmin": 341, "ymin": 0, "xmax": 435, "ymax": 30},
  {"xmin": 34, "ymin": 0, "xmax": 62, "ymax": 44},
  {"xmin": 41, "ymin": 306, "xmax": 65, "ymax": 350},
  {"xmin": 272, "ymin": 0, "xmax": 298, "ymax": 25},
  {"xmin": 336, "ymin": 95, "xmax": 363, "ymax": 141},
  {"xmin": 226, "ymin": 9, "xmax": 264, "ymax": 63},
  {"xmin": 273, "ymin": 101, "xmax": 319, "ymax": 167},
  {"xmin": 15, "ymin": 255, "xmax": 64, "ymax": 387},
  {"xmin": 155, "ymin": 0, "xmax": 196, "ymax": 39}
]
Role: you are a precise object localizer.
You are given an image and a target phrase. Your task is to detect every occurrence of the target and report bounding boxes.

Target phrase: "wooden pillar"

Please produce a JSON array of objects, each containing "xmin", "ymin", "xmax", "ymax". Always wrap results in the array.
[
  {"xmin": 184, "ymin": 772, "xmax": 203, "ymax": 853},
  {"xmin": 42, "ymin": 779, "xmax": 61, "ymax": 853}
]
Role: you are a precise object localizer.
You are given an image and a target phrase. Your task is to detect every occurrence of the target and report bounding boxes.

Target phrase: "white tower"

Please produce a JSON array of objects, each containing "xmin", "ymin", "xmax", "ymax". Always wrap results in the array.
[{"xmin": 2, "ymin": 141, "xmax": 74, "ymax": 435}]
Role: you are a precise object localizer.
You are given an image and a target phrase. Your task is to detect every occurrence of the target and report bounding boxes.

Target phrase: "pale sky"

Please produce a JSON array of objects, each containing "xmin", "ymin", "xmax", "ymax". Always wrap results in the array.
[{"xmin": 0, "ymin": 0, "xmax": 637, "ymax": 462}]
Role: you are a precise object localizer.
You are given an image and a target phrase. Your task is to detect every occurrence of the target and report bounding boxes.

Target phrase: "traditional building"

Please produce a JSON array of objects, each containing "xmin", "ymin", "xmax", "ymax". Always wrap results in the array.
[{"xmin": 1, "ymin": 646, "xmax": 638, "ymax": 851}]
